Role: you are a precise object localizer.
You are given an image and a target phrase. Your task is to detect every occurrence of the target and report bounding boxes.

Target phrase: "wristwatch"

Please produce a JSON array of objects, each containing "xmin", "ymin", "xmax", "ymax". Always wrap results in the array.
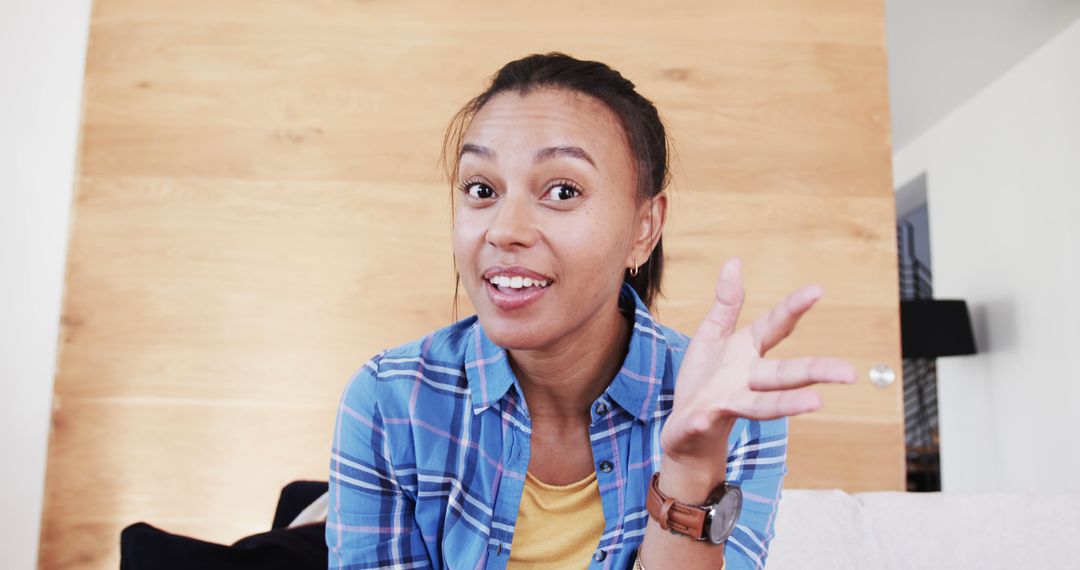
[{"xmin": 645, "ymin": 472, "xmax": 742, "ymax": 544}]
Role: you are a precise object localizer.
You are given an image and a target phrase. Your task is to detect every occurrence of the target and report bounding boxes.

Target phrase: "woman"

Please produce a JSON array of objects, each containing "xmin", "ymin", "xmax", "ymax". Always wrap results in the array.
[{"xmin": 327, "ymin": 53, "xmax": 856, "ymax": 570}]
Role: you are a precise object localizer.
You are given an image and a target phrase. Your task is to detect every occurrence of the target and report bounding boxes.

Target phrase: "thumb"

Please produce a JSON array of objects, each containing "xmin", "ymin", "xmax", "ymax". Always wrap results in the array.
[{"xmin": 696, "ymin": 257, "xmax": 745, "ymax": 340}]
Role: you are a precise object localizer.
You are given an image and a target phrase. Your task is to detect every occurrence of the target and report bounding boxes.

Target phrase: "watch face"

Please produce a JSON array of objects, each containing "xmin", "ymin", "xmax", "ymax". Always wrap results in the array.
[{"xmin": 707, "ymin": 485, "xmax": 743, "ymax": 544}]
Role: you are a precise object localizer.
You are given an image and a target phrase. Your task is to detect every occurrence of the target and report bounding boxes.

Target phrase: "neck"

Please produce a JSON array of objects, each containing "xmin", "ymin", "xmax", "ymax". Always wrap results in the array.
[{"xmin": 508, "ymin": 296, "xmax": 632, "ymax": 421}]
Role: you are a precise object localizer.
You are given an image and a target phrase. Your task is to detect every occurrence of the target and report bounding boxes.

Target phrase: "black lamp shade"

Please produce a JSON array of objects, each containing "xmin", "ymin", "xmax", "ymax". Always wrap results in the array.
[{"xmin": 900, "ymin": 299, "xmax": 977, "ymax": 358}]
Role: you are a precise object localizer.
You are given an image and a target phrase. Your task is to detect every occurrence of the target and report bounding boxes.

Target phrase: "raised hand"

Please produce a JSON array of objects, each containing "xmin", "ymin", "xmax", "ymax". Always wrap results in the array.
[{"xmin": 659, "ymin": 257, "xmax": 857, "ymax": 478}]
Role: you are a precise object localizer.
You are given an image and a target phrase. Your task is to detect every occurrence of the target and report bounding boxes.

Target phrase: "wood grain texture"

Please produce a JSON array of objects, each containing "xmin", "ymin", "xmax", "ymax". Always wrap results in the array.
[{"xmin": 42, "ymin": 0, "xmax": 900, "ymax": 567}]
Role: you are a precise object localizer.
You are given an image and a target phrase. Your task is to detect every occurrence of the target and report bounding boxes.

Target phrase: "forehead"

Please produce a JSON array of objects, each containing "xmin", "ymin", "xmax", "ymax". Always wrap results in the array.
[{"xmin": 462, "ymin": 88, "xmax": 631, "ymax": 167}]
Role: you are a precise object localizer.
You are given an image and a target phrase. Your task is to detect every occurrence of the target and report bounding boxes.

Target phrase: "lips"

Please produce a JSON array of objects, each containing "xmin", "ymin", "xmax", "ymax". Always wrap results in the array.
[
  {"xmin": 482, "ymin": 266, "xmax": 554, "ymax": 283},
  {"xmin": 482, "ymin": 266, "xmax": 553, "ymax": 311}
]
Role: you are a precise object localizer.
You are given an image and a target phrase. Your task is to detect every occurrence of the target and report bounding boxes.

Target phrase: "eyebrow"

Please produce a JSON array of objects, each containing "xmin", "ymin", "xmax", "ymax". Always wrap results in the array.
[
  {"xmin": 460, "ymin": 143, "xmax": 495, "ymax": 160},
  {"xmin": 535, "ymin": 145, "xmax": 597, "ymax": 169},
  {"xmin": 459, "ymin": 143, "xmax": 598, "ymax": 170}
]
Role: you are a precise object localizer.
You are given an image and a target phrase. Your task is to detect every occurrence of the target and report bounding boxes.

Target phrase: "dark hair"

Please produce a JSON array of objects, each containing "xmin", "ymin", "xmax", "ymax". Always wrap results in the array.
[{"xmin": 443, "ymin": 52, "xmax": 671, "ymax": 311}]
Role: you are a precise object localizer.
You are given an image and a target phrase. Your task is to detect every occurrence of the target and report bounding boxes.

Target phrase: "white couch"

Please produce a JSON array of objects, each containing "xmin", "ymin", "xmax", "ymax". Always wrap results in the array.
[{"xmin": 766, "ymin": 489, "xmax": 1080, "ymax": 569}]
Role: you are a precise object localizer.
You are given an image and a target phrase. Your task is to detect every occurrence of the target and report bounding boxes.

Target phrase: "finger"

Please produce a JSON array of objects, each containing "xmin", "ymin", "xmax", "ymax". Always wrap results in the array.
[
  {"xmin": 694, "ymin": 257, "xmax": 745, "ymax": 341},
  {"xmin": 735, "ymin": 388, "xmax": 823, "ymax": 420},
  {"xmin": 749, "ymin": 284, "xmax": 824, "ymax": 355},
  {"xmin": 749, "ymin": 357, "xmax": 857, "ymax": 391}
]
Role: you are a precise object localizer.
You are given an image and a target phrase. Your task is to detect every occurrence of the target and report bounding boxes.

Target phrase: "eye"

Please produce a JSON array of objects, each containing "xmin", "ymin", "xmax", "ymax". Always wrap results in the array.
[
  {"xmin": 459, "ymin": 180, "xmax": 496, "ymax": 200},
  {"xmin": 543, "ymin": 180, "xmax": 582, "ymax": 201}
]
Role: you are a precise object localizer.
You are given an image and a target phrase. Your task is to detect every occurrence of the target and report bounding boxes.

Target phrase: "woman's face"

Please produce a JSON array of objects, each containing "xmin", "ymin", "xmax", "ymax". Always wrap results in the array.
[{"xmin": 453, "ymin": 88, "xmax": 664, "ymax": 351}]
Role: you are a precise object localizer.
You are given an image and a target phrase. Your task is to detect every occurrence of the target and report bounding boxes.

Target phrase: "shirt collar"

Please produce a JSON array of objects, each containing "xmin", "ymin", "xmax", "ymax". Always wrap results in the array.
[{"xmin": 465, "ymin": 282, "xmax": 669, "ymax": 423}]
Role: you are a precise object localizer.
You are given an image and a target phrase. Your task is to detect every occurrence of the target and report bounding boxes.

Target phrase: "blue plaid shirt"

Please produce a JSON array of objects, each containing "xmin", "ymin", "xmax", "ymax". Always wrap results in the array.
[{"xmin": 328, "ymin": 284, "xmax": 787, "ymax": 570}]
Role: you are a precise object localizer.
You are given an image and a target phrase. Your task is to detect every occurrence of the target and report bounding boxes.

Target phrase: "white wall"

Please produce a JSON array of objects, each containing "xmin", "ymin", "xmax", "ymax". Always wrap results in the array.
[
  {"xmin": 886, "ymin": 0, "xmax": 1080, "ymax": 148},
  {"xmin": 893, "ymin": 16, "xmax": 1080, "ymax": 493},
  {"xmin": 0, "ymin": 1, "xmax": 92, "ymax": 568}
]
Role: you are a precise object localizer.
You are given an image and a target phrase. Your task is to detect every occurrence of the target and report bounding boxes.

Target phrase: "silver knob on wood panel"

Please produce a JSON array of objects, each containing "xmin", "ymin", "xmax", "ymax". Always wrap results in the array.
[{"xmin": 868, "ymin": 364, "xmax": 896, "ymax": 388}]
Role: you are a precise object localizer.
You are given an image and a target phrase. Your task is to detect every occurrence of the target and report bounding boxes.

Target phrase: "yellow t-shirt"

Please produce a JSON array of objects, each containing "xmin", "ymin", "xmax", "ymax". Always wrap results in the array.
[
  {"xmin": 507, "ymin": 471, "xmax": 606, "ymax": 568},
  {"xmin": 506, "ymin": 471, "xmax": 725, "ymax": 569}
]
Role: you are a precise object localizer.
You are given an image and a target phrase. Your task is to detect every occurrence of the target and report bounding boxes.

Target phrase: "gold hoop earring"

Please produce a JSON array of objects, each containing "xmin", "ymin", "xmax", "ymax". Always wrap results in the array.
[{"xmin": 629, "ymin": 263, "xmax": 639, "ymax": 277}]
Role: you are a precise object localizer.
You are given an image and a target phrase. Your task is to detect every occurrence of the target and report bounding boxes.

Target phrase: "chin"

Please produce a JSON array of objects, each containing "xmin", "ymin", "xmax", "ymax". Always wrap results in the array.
[
  {"xmin": 460, "ymin": 277, "xmax": 560, "ymax": 350},
  {"xmin": 474, "ymin": 308, "xmax": 558, "ymax": 351}
]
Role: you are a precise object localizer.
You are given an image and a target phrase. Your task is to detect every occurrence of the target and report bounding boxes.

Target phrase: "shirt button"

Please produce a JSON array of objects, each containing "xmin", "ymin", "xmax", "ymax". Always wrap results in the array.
[
  {"xmin": 595, "ymin": 402, "xmax": 609, "ymax": 416},
  {"xmin": 598, "ymin": 460, "xmax": 613, "ymax": 473},
  {"xmin": 594, "ymin": 550, "xmax": 607, "ymax": 562}
]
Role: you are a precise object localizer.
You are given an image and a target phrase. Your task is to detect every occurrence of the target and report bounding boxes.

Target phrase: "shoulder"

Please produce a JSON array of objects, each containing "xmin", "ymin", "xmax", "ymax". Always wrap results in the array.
[
  {"xmin": 338, "ymin": 315, "xmax": 480, "ymax": 410},
  {"xmin": 385, "ymin": 313, "xmax": 480, "ymax": 364},
  {"xmin": 652, "ymin": 322, "xmax": 690, "ymax": 384},
  {"xmin": 656, "ymin": 322, "xmax": 690, "ymax": 354}
]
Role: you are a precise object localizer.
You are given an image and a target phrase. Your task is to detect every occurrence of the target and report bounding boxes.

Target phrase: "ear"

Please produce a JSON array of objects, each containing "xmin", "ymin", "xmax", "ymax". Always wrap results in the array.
[{"xmin": 627, "ymin": 192, "xmax": 668, "ymax": 269}]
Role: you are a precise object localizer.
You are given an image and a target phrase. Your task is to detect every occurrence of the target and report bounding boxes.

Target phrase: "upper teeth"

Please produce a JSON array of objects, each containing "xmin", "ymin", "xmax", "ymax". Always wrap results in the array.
[{"xmin": 489, "ymin": 275, "xmax": 550, "ymax": 289}]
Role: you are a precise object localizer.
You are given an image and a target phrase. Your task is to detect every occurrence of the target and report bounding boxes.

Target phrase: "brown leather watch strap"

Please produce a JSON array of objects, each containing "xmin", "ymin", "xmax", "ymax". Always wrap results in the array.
[{"xmin": 645, "ymin": 472, "xmax": 708, "ymax": 540}]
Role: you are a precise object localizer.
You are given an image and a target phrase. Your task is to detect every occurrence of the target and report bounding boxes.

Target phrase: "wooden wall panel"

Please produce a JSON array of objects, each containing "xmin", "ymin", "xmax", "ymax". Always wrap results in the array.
[{"xmin": 42, "ymin": 0, "xmax": 901, "ymax": 567}]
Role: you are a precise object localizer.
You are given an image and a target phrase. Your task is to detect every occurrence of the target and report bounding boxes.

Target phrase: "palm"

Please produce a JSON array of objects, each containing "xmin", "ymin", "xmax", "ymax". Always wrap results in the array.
[{"xmin": 660, "ymin": 258, "xmax": 856, "ymax": 466}]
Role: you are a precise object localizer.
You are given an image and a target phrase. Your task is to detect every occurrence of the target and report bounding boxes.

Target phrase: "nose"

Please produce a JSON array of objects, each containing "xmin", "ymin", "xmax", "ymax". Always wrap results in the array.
[{"xmin": 486, "ymin": 189, "xmax": 540, "ymax": 250}]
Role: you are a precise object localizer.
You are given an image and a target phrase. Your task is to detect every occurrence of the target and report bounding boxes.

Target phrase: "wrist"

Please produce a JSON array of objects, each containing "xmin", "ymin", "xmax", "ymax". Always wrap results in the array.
[
  {"xmin": 658, "ymin": 416, "xmax": 734, "ymax": 503},
  {"xmin": 657, "ymin": 456, "xmax": 728, "ymax": 504}
]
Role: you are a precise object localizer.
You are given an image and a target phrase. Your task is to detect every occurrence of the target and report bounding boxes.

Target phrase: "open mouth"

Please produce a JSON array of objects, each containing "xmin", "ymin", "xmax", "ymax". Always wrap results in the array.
[
  {"xmin": 486, "ymin": 274, "xmax": 552, "ymax": 294},
  {"xmin": 482, "ymin": 268, "xmax": 554, "ymax": 310}
]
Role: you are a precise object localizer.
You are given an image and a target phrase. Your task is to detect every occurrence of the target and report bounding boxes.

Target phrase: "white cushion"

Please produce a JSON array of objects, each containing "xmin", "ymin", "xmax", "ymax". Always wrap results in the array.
[{"xmin": 766, "ymin": 489, "xmax": 1080, "ymax": 569}]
